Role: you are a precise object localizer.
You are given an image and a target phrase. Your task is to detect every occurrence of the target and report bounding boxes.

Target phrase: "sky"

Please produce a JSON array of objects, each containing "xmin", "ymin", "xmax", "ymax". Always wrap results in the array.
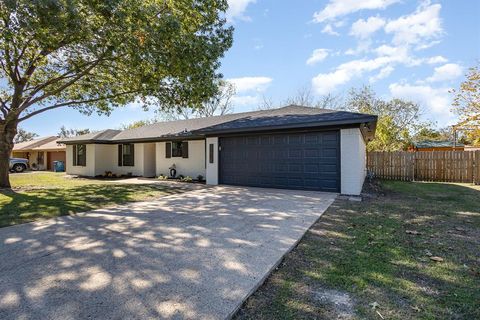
[{"xmin": 22, "ymin": 0, "xmax": 480, "ymax": 136}]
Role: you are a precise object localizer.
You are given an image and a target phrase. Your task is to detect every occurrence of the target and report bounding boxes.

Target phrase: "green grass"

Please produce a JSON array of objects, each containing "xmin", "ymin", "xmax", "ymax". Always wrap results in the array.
[
  {"xmin": 0, "ymin": 172, "xmax": 181, "ymax": 227},
  {"xmin": 235, "ymin": 181, "xmax": 480, "ymax": 320}
]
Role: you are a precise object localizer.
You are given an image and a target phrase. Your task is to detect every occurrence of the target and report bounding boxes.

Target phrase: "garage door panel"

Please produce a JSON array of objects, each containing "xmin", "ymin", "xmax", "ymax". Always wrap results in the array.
[{"xmin": 219, "ymin": 131, "xmax": 340, "ymax": 192}]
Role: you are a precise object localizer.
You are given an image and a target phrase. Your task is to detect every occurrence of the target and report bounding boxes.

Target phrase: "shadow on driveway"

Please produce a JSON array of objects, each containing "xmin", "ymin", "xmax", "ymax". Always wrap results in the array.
[{"xmin": 0, "ymin": 186, "xmax": 336, "ymax": 320}]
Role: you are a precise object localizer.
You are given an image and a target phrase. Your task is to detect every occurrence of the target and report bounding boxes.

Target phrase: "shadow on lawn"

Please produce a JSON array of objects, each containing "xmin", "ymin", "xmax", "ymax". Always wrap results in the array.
[
  {"xmin": 0, "ymin": 184, "xmax": 178, "ymax": 227},
  {"xmin": 234, "ymin": 181, "xmax": 480, "ymax": 320}
]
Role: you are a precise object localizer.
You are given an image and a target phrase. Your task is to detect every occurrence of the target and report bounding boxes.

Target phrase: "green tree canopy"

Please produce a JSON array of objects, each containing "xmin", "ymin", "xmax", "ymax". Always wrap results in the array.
[
  {"xmin": 451, "ymin": 65, "xmax": 480, "ymax": 146},
  {"xmin": 344, "ymin": 86, "xmax": 430, "ymax": 151},
  {"xmin": 0, "ymin": 0, "xmax": 233, "ymax": 187}
]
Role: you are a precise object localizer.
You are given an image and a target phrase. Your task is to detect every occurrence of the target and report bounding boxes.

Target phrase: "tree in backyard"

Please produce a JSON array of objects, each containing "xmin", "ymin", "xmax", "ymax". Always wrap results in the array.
[
  {"xmin": 58, "ymin": 126, "xmax": 90, "ymax": 138},
  {"xmin": 344, "ymin": 86, "xmax": 430, "ymax": 151},
  {"xmin": 257, "ymin": 86, "xmax": 343, "ymax": 110},
  {"xmin": 13, "ymin": 128, "xmax": 39, "ymax": 143},
  {"xmin": 119, "ymin": 119, "xmax": 159, "ymax": 130},
  {"xmin": 0, "ymin": 0, "xmax": 233, "ymax": 188},
  {"xmin": 161, "ymin": 80, "xmax": 236, "ymax": 120},
  {"xmin": 451, "ymin": 65, "xmax": 480, "ymax": 145}
]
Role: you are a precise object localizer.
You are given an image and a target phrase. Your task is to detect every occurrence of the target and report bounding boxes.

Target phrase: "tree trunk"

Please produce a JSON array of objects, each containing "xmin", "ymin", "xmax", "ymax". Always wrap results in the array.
[{"xmin": 0, "ymin": 121, "xmax": 18, "ymax": 189}]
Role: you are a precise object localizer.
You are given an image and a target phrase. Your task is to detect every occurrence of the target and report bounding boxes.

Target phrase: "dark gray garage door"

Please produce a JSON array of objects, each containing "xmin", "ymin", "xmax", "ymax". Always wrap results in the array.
[{"xmin": 219, "ymin": 131, "xmax": 340, "ymax": 192}]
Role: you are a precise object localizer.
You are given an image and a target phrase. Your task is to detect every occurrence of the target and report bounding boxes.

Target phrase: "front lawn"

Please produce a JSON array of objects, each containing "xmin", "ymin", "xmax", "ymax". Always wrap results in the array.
[
  {"xmin": 234, "ymin": 181, "xmax": 480, "ymax": 319},
  {"xmin": 0, "ymin": 172, "xmax": 181, "ymax": 227}
]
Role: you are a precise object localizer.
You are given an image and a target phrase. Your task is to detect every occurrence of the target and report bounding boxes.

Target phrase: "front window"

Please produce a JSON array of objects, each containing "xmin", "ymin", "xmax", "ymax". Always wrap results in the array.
[
  {"xmin": 118, "ymin": 144, "xmax": 134, "ymax": 166},
  {"xmin": 172, "ymin": 141, "xmax": 183, "ymax": 157},
  {"xmin": 166, "ymin": 141, "xmax": 188, "ymax": 158},
  {"xmin": 37, "ymin": 152, "xmax": 44, "ymax": 165},
  {"xmin": 73, "ymin": 144, "xmax": 86, "ymax": 166}
]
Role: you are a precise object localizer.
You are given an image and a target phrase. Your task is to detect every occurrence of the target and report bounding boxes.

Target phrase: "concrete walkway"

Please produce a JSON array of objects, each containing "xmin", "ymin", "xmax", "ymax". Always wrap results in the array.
[{"xmin": 0, "ymin": 186, "xmax": 336, "ymax": 320}]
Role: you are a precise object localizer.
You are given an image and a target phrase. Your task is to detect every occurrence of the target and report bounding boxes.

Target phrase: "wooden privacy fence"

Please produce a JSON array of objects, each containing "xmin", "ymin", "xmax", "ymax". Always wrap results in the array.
[{"xmin": 367, "ymin": 151, "xmax": 480, "ymax": 184}]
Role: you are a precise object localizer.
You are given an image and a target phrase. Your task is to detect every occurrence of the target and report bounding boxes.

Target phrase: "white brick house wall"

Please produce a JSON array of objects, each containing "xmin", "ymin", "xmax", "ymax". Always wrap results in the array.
[{"xmin": 340, "ymin": 128, "xmax": 367, "ymax": 195}]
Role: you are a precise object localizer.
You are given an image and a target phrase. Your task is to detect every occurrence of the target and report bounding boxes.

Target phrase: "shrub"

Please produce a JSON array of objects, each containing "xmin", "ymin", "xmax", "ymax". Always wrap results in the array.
[
  {"xmin": 197, "ymin": 174, "xmax": 204, "ymax": 181},
  {"xmin": 181, "ymin": 176, "xmax": 193, "ymax": 182}
]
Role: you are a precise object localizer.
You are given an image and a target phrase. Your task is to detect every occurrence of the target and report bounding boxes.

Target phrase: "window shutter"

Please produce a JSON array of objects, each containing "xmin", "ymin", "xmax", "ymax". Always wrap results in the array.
[
  {"xmin": 130, "ymin": 144, "xmax": 135, "ymax": 166},
  {"xmin": 118, "ymin": 145, "xmax": 123, "ymax": 166},
  {"xmin": 182, "ymin": 141, "xmax": 189, "ymax": 158},
  {"xmin": 209, "ymin": 144, "xmax": 214, "ymax": 164},
  {"xmin": 166, "ymin": 142, "xmax": 171, "ymax": 158},
  {"xmin": 73, "ymin": 145, "xmax": 77, "ymax": 166}
]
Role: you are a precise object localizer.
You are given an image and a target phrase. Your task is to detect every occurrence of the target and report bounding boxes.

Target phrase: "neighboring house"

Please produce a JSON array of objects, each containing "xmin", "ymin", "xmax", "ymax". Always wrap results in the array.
[
  {"xmin": 12, "ymin": 136, "xmax": 66, "ymax": 171},
  {"xmin": 59, "ymin": 105, "xmax": 377, "ymax": 195},
  {"xmin": 409, "ymin": 140, "xmax": 465, "ymax": 152},
  {"xmin": 464, "ymin": 146, "xmax": 480, "ymax": 152}
]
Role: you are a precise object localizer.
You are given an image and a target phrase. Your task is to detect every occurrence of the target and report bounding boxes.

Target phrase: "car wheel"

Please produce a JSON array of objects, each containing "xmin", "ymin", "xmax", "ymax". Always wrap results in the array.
[{"xmin": 12, "ymin": 164, "xmax": 26, "ymax": 173}]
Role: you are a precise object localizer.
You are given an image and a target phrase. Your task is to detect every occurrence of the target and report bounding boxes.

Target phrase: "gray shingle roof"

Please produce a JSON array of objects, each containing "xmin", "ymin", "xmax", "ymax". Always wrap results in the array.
[
  {"xmin": 59, "ymin": 105, "xmax": 377, "ymax": 144},
  {"xmin": 13, "ymin": 136, "xmax": 58, "ymax": 151},
  {"xmin": 59, "ymin": 129, "xmax": 121, "ymax": 143}
]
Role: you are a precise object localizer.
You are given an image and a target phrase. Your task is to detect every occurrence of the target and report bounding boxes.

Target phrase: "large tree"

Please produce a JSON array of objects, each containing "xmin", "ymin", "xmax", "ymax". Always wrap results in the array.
[
  {"xmin": 0, "ymin": 0, "xmax": 233, "ymax": 188},
  {"xmin": 344, "ymin": 86, "xmax": 429, "ymax": 151},
  {"xmin": 451, "ymin": 65, "xmax": 480, "ymax": 146}
]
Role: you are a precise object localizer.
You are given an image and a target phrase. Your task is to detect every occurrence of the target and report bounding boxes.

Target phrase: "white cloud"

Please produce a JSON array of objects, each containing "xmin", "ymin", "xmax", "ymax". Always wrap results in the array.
[
  {"xmin": 231, "ymin": 95, "xmax": 261, "ymax": 107},
  {"xmin": 321, "ymin": 24, "xmax": 339, "ymax": 36},
  {"xmin": 226, "ymin": 0, "xmax": 256, "ymax": 22},
  {"xmin": 306, "ymin": 49, "xmax": 330, "ymax": 65},
  {"xmin": 373, "ymin": 44, "xmax": 422, "ymax": 66},
  {"xmin": 312, "ymin": 56, "xmax": 397, "ymax": 94},
  {"xmin": 426, "ymin": 63, "xmax": 463, "ymax": 82},
  {"xmin": 312, "ymin": 69, "xmax": 351, "ymax": 95},
  {"xmin": 313, "ymin": 0, "xmax": 399, "ymax": 23},
  {"xmin": 385, "ymin": 1, "xmax": 443, "ymax": 47},
  {"xmin": 350, "ymin": 16, "xmax": 386, "ymax": 39},
  {"xmin": 369, "ymin": 66, "xmax": 394, "ymax": 82},
  {"xmin": 227, "ymin": 76, "xmax": 273, "ymax": 109},
  {"xmin": 227, "ymin": 76, "xmax": 272, "ymax": 93},
  {"xmin": 415, "ymin": 40, "xmax": 441, "ymax": 51},
  {"xmin": 427, "ymin": 56, "xmax": 448, "ymax": 64},
  {"xmin": 389, "ymin": 82, "xmax": 456, "ymax": 125}
]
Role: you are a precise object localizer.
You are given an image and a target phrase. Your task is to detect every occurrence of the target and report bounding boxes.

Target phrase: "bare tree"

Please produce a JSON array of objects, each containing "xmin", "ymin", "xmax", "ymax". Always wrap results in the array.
[
  {"xmin": 198, "ymin": 80, "xmax": 236, "ymax": 117},
  {"xmin": 14, "ymin": 128, "xmax": 39, "ymax": 143},
  {"xmin": 257, "ymin": 86, "xmax": 344, "ymax": 110},
  {"xmin": 315, "ymin": 93, "xmax": 344, "ymax": 110},
  {"xmin": 58, "ymin": 126, "xmax": 91, "ymax": 138},
  {"xmin": 256, "ymin": 95, "xmax": 276, "ymax": 110},
  {"xmin": 284, "ymin": 86, "xmax": 315, "ymax": 107},
  {"xmin": 160, "ymin": 80, "xmax": 236, "ymax": 120}
]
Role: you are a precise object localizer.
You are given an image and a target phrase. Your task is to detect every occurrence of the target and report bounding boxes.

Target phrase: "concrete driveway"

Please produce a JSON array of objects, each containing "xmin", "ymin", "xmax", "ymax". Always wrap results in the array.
[{"xmin": 0, "ymin": 186, "xmax": 336, "ymax": 320}]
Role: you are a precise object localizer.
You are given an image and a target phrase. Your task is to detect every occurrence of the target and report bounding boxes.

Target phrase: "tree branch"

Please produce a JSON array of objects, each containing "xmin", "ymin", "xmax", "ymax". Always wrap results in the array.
[
  {"xmin": 23, "ymin": 55, "xmax": 117, "ymax": 102},
  {"xmin": 18, "ymin": 54, "xmax": 106, "ymax": 111},
  {"xmin": 18, "ymin": 90, "xmax": 138, "ymax": 122}
]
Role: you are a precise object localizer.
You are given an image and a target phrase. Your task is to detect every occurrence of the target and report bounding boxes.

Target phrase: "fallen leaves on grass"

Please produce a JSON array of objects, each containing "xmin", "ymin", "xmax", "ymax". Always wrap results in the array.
[
  {"xmin": 406, "ymin": 230, "xmax": 421, "ymax": 235},
  {"xmin": 429, "ymin": 256, "xmax": 444, "ymax": 262}
]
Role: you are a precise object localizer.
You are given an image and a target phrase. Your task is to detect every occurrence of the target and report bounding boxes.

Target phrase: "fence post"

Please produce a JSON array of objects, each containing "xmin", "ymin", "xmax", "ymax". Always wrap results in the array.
[
  {"xmin": 411, "ymin": 152, "xmax": 416, "ymax": 182},
  {"xmin": 475, "ymin": 151, "xmax": 480, "ymax": 185}
]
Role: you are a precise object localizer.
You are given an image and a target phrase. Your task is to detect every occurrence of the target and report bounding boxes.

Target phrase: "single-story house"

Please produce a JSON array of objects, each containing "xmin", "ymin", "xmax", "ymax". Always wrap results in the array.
[
  {"xmin": 59, "ymin": 105, "xmax": 377, "ymax": 195},
  {"xmin": 12, "ymin": 136, "xmax": 66, "ymax": 171},
  {"xmin": 409, "ymin": 140, "xmax": 465, "ymax": 152}
]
